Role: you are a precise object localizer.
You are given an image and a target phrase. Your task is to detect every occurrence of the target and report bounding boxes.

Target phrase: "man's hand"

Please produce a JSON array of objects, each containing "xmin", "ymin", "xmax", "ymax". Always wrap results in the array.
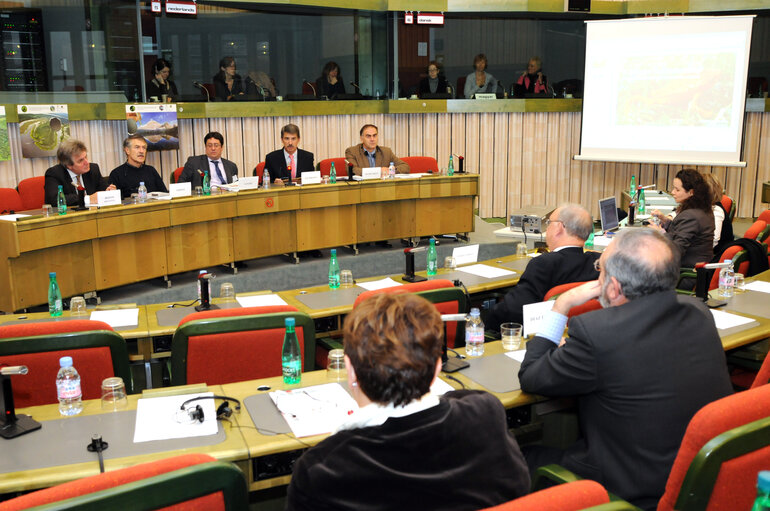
[
  {"xmin": 552, "ymin": 280, "xmax": 601, "ymax": 316},
  {"xmin": 537, "ymin": 72, "xmax": 544, "ymax": 84}
]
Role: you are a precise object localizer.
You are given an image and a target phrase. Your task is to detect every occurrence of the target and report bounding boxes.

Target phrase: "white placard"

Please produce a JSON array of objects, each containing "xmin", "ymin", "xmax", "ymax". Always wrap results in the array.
[
  {"xmin": 357, "ymin": 277, "xmax": 402, "ymax": 291},
  {"xmin": 235, "ymin": 294, "xmax": 288, "ymax": 308},
  {"xmin": 474, "ymin": 93, "xmax": 497, "ymax": 100},
  {"xmin": 452, "ymin": 244, "xmax": 479, "ymax": 266},
  {"xmin": 89, "ymin": 308, "xmax": 139, "ymax": 328},
  {"xmin": 96, "ymin": 189, "xmax": 122, "ymax": 207},
  {"xmin": 301, "ymin": 171, "xmax": 321, "ymax": 185},
  {"xmin": 166, "ymin": 0, "xmax": 197, "ymax": 15},
  {"xmin": 361, "ymin": 167, "xmax": 381, "ymax": 180},
  {"xmin": 169, "ymin": 182, "xmax": 192, "ymax": 198},
  {"xmin": 134, "ymin": 392, "xmax": 217, "ymax": 443},
  {"xmin": 710, "ymin": 309, "xmax": 756, "ymax": 330},
  {"xmin": 0, "ymin": 214, "xmax": 30, "ymax": 221},
  {"xmin": 238, "ymin": 176, "xmax": 260, "ymax": 190},
  {"xmin": 522, "ymin": 300, "xmax": 556, "ymax": 337},
  {"xmin": 744, "ymin": 281, "xmax": 770, "ymax": 294},
  {"xmin": 456, "ymin": 264, "xmax": 515, "ymax": 279}
]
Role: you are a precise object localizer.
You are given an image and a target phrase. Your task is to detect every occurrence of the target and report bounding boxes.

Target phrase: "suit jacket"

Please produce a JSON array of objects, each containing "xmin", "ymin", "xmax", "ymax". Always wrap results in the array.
[
  {"xmin": 486, "ymin": 247, "xmax": 600, "ymax": 331},
  {"xmin": 264, "ymin": 148, "xmax": 314, "ymax": 182},
  {"xmin": 519, "ymin": 291, "xmax": 733, "ymax": 509},
  {"xmin": 664, "ymin": 208, "xmax": 715, "ymax": 267},
  {"xmin": 179, "ymin": 155, "xmax": 238, "ymax": 188},
  {"xmin": 44, "ymin": 163, "xmax": 109, "ymax": 207},
  {"xmin": 344, "ymin": 144, "xmax": 409, "ymax": 176}
]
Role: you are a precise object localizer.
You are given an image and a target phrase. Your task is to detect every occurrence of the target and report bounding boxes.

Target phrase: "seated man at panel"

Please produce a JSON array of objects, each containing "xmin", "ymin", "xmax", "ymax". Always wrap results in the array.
[
  {"xmin": 109, "ymin": 134, "xmax": 168, "ymax": 199},
  {"xmin": 485, "ymin": 204, "xmax": 599, "ymax": 332},
  {"xmin": 44, "ymin": 139, "xmax": 116, "ymax": 207},
  {"xmin": 287, "ymin": 293, "xmax": 530, "ymax": 511},
  {"xmin": 345, "ymin": 124, "xmax": 409, "ymax": 176},
  {"xmin": 519, "ymin": 228, "xmax": 732, "ymax": 510},
  {"xmin": 179, "ymin": 131, "xmax": 238, "ymax": 188},
  {"xmin": 264, "ymin": 124, "xmax": 314, "ymax": 185}
]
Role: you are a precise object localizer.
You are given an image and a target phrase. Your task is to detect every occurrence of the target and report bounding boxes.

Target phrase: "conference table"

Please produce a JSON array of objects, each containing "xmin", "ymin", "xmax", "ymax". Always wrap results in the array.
[{"xmin": 0, "ymin": 174, "xmax": 478, "ymax": 313}]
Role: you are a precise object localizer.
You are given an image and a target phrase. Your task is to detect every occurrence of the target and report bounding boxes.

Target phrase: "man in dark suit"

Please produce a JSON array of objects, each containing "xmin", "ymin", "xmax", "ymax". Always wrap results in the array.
[
  {"xmin": 519, "ymin": 228, "xmax": 732, "ymax": 510},
  {"xmin": 179, "ymin": 131, "xmax": 239, "ymax": 188},
  {"xmin": 44, "ymin": 139, "xmax": 116, "ymax": 207},
  {"xmin": 263, "ymin": 124, "xmax": 314, "ymax": 185},
  {"xmin": 485, "ymin": 204, "xmax": 599, "ymax": 331}
]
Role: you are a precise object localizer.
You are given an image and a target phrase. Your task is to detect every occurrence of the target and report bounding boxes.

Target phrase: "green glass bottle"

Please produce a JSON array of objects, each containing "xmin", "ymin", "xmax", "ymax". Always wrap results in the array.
[
  {"xmin": 751, "ymin": 471, "xmax": 770, "ymax": 511},
  {"xmin": 48, "ymin": 272, "xmax": 63, "ymax": 317},
  {"xmin": 330, "ymin": 162, "xmax": 337, "ymax": 184},
  {"xmin": 629, "ymin": 175, "xmax": 636, "ymax": 200},
  {"xmin": 447, "ymin": 155, "xmax": 454, "ymax": 176},
  {"xmin": 57, "ymin": 185, "xmax": 67, "ymax": 215},
  {"xmin": 281, "ymin": 317, "xmax": 301, "ymax": 385},
  {"xmin": 202, "ymin": 170, "xmax": 211, "ymax": 196},
  {"xmin": 427, "ymin": 238, "xmax": 438, "ymax": 275},
  {"xmin": 328, "ymin": 249, "xmax": 340, "ymax": 289}
]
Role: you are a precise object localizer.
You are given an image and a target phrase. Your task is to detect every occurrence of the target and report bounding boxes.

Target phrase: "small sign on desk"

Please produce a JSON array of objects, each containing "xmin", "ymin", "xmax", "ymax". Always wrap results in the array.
[
  {"xmin": 169, "ymin": 182, "xmax": 191, "ymax": 198},
  {"xmin": 96, "ymin": 189, "xmax": 121, "ymax": 207}
]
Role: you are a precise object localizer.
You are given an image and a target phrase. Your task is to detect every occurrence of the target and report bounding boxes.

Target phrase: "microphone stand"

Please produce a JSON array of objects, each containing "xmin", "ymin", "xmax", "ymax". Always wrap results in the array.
[
  {"xmin": 1, "ymin": 365, "xmax": 42, "ymax": 439},
  {"xmin": 303, "ymin": 79, "xmax": 316, "ymax": 97},
  {"xmin": 349, "ymin": 81, "xmax": 363, "ymax": 98},
  {"xmin": 193, "ymin": 82, "xmax": 210, "ymax": 102}
]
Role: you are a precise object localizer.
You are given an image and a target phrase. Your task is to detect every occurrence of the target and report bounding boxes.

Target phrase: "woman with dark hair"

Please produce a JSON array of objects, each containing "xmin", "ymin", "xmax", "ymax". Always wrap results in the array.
[
  {"xmin": 650, "ymin": 168, "xmax": 715, "ymax": 268},
  {"xmin": 315, "ymin": 61, "xmax": 345, "ymax": 98},
  {"xmin": 146, "ymin": 58, "xmax": 178, "ymax": 102},
  {"xmin": 286, "ymin": 293, "xmax": 530, "ymax": 511},
  {"xmin": 212, "ymin": 56, "xmax": 243, "ymax": 101},
  {"xmin": 464, "ymin": 53, "xmax": 498, "ymax": 99},
  {"xmin": 418, "ymin": 61, "xmax": 451, "ymax": 97}
]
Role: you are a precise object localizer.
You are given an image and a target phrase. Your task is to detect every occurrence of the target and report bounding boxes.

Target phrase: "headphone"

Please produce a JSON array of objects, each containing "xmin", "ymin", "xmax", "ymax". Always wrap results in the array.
[{"xmin": 180, "ymin": 395, "xmax": 242, "ymax": 423}]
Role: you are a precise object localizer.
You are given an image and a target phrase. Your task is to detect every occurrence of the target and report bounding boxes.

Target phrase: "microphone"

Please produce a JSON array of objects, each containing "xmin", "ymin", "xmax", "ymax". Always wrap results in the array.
[
  {"xmin": 0, "ymin": 365, "xmax": 28, "ymax": 376},
  {"xmin": 404, "ymin": 246, "xmax": 427, "ymax": 254},
  {"xmin": 303, "ymin": 79, "xmax": 316, "ymax": 96},
  {"xmin": 349, "ymin": 81, "xmax": 362, "ymax": 94},
  {"xmin": 193, "ymin": 81, "xmax": 210, "ymax": 102}
]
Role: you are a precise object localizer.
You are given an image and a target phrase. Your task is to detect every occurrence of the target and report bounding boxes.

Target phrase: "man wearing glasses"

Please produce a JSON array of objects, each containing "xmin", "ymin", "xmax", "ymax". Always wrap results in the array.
[
  {"xmin": 178, "ymin": 131, "xmax": 239, "ymax": 189},
  {"xmin": 485, "ymin": 204, "xmax": 600, "ymax": 331}
]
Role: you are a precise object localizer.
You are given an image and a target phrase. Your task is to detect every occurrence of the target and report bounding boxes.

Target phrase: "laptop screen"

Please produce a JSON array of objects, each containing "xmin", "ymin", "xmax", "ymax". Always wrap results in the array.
[{"xmin": 599, "ymin": 196, "xmax": 619, "ymax": 232}]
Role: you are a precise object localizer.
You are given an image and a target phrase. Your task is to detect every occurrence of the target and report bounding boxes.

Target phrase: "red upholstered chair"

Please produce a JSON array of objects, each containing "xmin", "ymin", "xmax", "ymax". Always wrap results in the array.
[
  {"xmin": 0, "ymin": 453, "xmax": 248, "ymax": 511},
  {"xmin": 720, "ymin": 195, "xmax": 735, "ymax": 223},
  {"xmin": 201, "ymin": 83, "xmax": 215, "ymax": 101},
  {"xmin": 0, "ymin": 187, "xmax": 23, "ymax": 214},
  {"xmin": 0, "ymin": 320, "xmax": 131, "ymax": 408},
  {"xmin": 544, "ymin": 281, "xmax": 601, "ymax": 318},
  {"xmin": 252, "ymin": 161, "xmax": 266, "ymax": 184},
  {"xmin": 302, "ymin": 81, "xmax": 315, "ymax": 95},
  {"xmin": 352, "ymin": 279, "xmax": 467, "ymax": 349},
  {"xmin": 318, "ymin": 157, "xmax": 347, "ymax": 177},
  {"xmin": 170, "ymin": 305, "xmax": 315, "ymax": 386},
  {"xmin": 171, "ymin": 166, "xmax": 184, "ymax": 184},
  {"xmin": 17, "ymin": 176, "xmax": 45, "ymax": 210},
  {"xmin": 456, "ymin": 76, "xmax": 467, "ymax": 97},
  {"xmin": 478, "ymin": 480, "xmax": 611, "ymax": 511},
  {"xmin": 401, "ymin": 156, "xmax": 438, "ymax": 174},
  {"xmin": 744, "ymin": 220, "xmax": 767, "ymax": 241},
  {"xmin": 759, "ymin": 209, "xmax": 770, "ymax": 225},
  {"xmin": 706, "ymin": 245, "xmax": 747, "ymax": 290}
]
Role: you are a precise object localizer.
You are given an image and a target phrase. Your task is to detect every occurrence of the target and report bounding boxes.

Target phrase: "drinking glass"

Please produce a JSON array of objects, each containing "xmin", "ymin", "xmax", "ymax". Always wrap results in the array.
[
  {"xmin": 327, "ymin": 349, "xmax": 345, "ymax": 381},
  {"xmin": 734, "ymin": 273, "xmax": 745, "ymax": 293},
  {"xmin": 516, "ymin": 244, "xmax": 528, "ymax": 257},
  {"xmin": 101, "ymin": 377, "xmax": 128, "ymax": 411},
  {"xmin": 444, "ymin": 256, "xmax": 457, "ymax": 270},
  {"xmin": 220, "ymin": 282, "xmax": 236, "ymax": 301},
  {"xmin": 340, "ymin": 270, "xmax": 354, "ymax": 287},
  {"xmin": 501, "ymin": 322, "xmax": 523, "ymax": 351},
  {"xmin": 70, "ymin": 296, "xmax": 87, "ymax": 316}
]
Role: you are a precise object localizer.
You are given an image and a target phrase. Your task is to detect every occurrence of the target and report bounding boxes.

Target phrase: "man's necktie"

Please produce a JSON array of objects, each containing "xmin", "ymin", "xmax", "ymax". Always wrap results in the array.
[
  {"xmin": 77, "ymin": 175, "xmax": 83, "ymax": 188},
  {"xmin": 290, "ymin": 154, "xmax": 296, "ymax": 179},
  {"xmin": 212, "ymin": 160, "xmax": 226, "ymax": 184}
]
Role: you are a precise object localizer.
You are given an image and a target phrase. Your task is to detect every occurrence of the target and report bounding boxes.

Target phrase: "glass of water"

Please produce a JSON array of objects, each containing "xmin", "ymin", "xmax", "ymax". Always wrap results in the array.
[{"xmin": 500, "ymin": 322, "xmax": 523, "ymax": 351}]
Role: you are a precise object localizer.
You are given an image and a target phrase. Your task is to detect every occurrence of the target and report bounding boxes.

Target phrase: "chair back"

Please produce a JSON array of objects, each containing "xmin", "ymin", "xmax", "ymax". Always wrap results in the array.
[
  {"xmin": 456, "ymin": 76, "xmax": 467, "ymax": 97},
  {"xmin": 201, "ymin": 83, "xmax": 215, "ymax": 101},
  {"xmin": 478, "ymin": 480, "xmax": 610, "ymax": 511},
  {"xmin": 708, "ymin": 245, "xmax": 745, "ymax": 290},
  {"xmin": 0, "ymin": 454, "xmax": 248, "ymax": 511},
  {"xmin": 353, "ymin": 279, "xmax": 467, "ymax": 348},
  {"xmin": 658, "ymin": 384, "xmax": 770, "ymax": 511},
  {"xmin": 0, "ymin": 320, "xmax": 131, "ymax": 407},
  {"xmin": 544, "ymin": 281, "xmax": 601, "ymax": 318},
  {"xmin": 720, "ymin": 195, "xmax": 736, "ymax": 222},
  {"xmin": 401, "ymin": 156, "xmax": 438, "ymax": 174},
  {"xmin": 253, "ymin": 161, "xmax": 266, "ymax": 184},
  {"xmin": 744, "ymin": 220, "xmax": 767, "ymax": 241},
  {"xmin": 759, "ymin": 224, "xmax": 770, "ymax": 244},
  {"xmin": 0, "ymin": 188, "xmax": 23, "ymax": 214},
  {"xmin": 171, "ymin": 166, "xmax": 184, "ymax": 184},
  {"xmin": 171, "ymin": 305, "xmax": 315, "ymax": 386},
  {"xmin": 302, "ymin": 81, "xmax": 315, "ymax": 95},
  {"xmin": 318, "ymin": 158, "xmax": 347, "ymax": 177},
  {"xmin": 17, "ymin": 176, "xmax": 45, "ymax": 210},
  {"xmin": 759, "ymin": 209, "xmax": 770, "ymax": 225},
  {"xmin": 749, "ymin": 351, "xmax": 770, "ymax": 389}
]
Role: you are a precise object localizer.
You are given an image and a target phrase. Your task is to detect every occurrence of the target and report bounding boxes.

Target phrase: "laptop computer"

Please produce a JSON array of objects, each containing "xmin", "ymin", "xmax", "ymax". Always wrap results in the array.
[{"xmin": 599, "ymin": 196, "xmax": 620, "ymax": 233}]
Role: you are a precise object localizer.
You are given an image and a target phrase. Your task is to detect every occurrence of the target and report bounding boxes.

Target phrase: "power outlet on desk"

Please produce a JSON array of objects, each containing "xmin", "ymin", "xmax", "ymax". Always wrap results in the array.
[{"xmin": 253, "ymin": 449, "xmax": 306, "ymax": 481}]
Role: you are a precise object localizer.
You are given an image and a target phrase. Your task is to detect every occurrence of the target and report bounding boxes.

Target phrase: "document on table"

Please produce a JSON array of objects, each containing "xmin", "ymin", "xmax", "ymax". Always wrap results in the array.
[
  {"xmin": 431, "ymin": 378, "xmax": 454, "ymax": 395},
  {"xmin": 592, "ymin": 235, "xmax": 613, "ymax": 247},
  {"xmin": 134, "ymin": 392, "xmax": 218, "ymax": 443},
  {"xmin": 89, "ymin": 308, "xmax": 139, "ymax": 328},
  {"xmin": 236, "ymin": 294, "xmax": 288, "ymax": 307},
  {"xmin": 0, "ymin": 214, "xmax": 31, "ymax": 221},
  {"xmin": 456, "ymin": 264, "xmax": 516, "ymax": 279},
  {"xmin": 504, "ymin": 350, "xmax": 527, "ymax": 363},
  {"xmin": 522, "ymin": 300, "xmax": 556, "ymax": 337},
  {"xmin": 357, "ymin": 277, "xmax": 402, "ymax": 291},
  {"xmin": 710, "ymin": 309, "xmax": 756, "ymax": 330},
  {"xmin": 269, "ymin": 383, "xmax": 359, "ymax": 438},
  {"xmin": 745, "ymin": 281, "xmax": 770, "ymax": 294},
  {"xmin": 452, "ymin": 244, "xmax": 479, "ymax": 265}
]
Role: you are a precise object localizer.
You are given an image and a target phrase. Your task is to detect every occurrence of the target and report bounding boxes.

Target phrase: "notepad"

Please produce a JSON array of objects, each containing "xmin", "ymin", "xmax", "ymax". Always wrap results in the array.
[
  {"xmin": 236, "ymin": 294, "xmax": 288, "ymax": 307},
  {"xmin": 710, "ymin": 309, "xmax": 756, "ymax": 330},
  {"xmin": 456, "ymin": 264, "xmax": 515, "ymax": 279}
]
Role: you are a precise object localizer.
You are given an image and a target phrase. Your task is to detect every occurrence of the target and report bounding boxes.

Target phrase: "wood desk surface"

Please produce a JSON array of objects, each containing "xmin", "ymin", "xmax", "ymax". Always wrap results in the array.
[{"xmin": 0, "ymin": 305, "xmax": 150, "ymax": 340}]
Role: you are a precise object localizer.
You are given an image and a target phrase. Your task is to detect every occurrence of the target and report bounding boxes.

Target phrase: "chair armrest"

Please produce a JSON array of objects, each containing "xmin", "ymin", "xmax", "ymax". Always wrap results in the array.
[
  {"xmin": 532, "ymin": 464, "xmax": 583, "ymax": 490},
  {"xmin": 583, "ymin": 503, "xmax": 642, "ymax": 511}
]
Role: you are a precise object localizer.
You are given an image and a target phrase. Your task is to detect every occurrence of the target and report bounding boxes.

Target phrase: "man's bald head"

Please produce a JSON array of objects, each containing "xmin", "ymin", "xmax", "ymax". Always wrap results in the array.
[{"xmin": 546, "ymin": 204, "xmax": 594, "ymax": 249}]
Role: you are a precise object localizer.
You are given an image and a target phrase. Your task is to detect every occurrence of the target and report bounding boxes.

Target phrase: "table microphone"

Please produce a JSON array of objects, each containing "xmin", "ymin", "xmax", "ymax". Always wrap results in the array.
[
  {"xmin": 349, "ymin": 81, "xmax": 362, "ymax": 95},
  {"xmin": 193, "ymin": 81, "xmax": 210, "ymax": 102},
  {"xmin": 303, "ymin": 79, "xmax": 316, "ymax": 96}
]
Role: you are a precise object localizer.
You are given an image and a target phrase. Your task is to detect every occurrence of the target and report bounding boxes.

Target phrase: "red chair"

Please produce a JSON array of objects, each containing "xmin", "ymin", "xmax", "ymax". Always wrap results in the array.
[
  {"xmin": 171, "ymin": 166, "xmax": 184, "ymax": 184},
  {"xmin": 401, "ymin": 156, "xmax": 438, "ymax": 174},
  {"xmin": 720, "ymin": 195, "xmax": 736, "ymax": 222},
  {"xmin": 353, "ymin": 279, "xmax": 467, "ymax": 349},
  {"xmin": 170, "ymin": 305, "xmax": 315, "ymax": 386},
  {"xmin": 707, "ymin": 245, "xmax": 748, "ymax": 290},
  {"xmin": 201, "ymin": 83, "xmax": 216, "ymax": 101},
  {"xmin": 744, "ymin": 220, "xmax": 767, "ymax": 241},
  {"xmin": 0, "ymin": 188, "xmax": 23, "ymax": 214},
  {"xmin": 456, "ymin": 76, "xmax": 467, "ymax": 98},
  {"xmin": 0, "ymin": 320, "xmax": 131, "ymax": 408},
  {"xmin": 302, "ymin": 81, "xmax": 316, "ymax": 95},
  {"xmin": 479, "ymin": 480, "xmax": 611, "ymax": 511},
  {"xmin": 544, "ymin": 281, "xmax": 601, "ymax": 318},
  {"xmin": 17, "ymin": 176, "xmax": 45, "ymax": 210},
  {"xmin": 0, "ymin": 453, "xmax": 248, "ymax": 511},
  {"xmin": 759, "ymin": 210, "xmax": 770, "ymax": 225},
  {"xmin": 252, "ymin": 161, "xmax": 266, "ymax": 184},
  {"xmin": 318, "ymin": 157, "xmax": 347, "ymax": 177}
]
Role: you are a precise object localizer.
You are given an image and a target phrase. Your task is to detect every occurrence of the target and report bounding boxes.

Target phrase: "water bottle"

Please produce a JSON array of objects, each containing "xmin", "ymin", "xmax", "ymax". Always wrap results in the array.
[
  {"xmin": 427, "ymin": 238, "xmax": 438, "ymax": 275},
  {"xmin": 638, "ymin": 188, "xmax": 646, "ymax": 214},
  {"xmin": 281, "ymin": 317, "xmax": 302, "ymax": 385},
  {"xmin": 330, "ymin": 161, "xmax": 337, "ymax": 184},
  {"xmin": 328, "ymin": 249, "xmax": 340, "ymax": 289},
  {"xmin": 388, "ymin": 161, "xmax": 395, "ymax": 179},
  {"xmin": 137, "ymin": 181, "xmax": 147, "ymax": 203},
  {"xmin": 585, "ymin": 231, "xmax": 595, "ymax": 249},
  {"xmin": 48, "ymin": 271, "xmax": 63, "ymax": 317},
  {"xmin": 56, "ymin": 356, "xmax": 83, "ymax": 416},
  {"xmin": 57, "ymin": 185, "xmax": 67, "ymax": 215},
  {"xmin": 375, "ymin": 88, "xmax": 381, "ymax": 98},
  {"xmin": 465, "ymin": 308, "xmax": 485, "ymax": 357},
  {"xmin": 447, "ymin": 155, "xmax": 454, "ymax": 176},
  {"xmin": 718, "ymin": 259, "xmax": 735, "ymax": 298},
  {"xmin": 202, "ymin": 170, "xmax": 211, "ymax": 195},
  {"xmin": 751, "ymin": 471, "xmax": 770, "ymax": 511},
  {"xmin": 263, "ymin": 168, "xmax": 270, "ymax": 189},
  {"xmin": 629, "ymin": 175, "xmax": 636, "ymax": 200}
]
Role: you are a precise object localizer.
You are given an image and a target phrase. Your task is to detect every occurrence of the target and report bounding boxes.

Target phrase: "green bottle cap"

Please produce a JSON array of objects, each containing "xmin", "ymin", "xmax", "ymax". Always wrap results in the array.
[
  {"xmin": 49, "ymin": 272, "xmax": 56, "ymax": 278},
  {"xmin": 331, "ymin": 249, "xmax": 337, "ymax": 256},
  {"xmin": 285, "ymin": 317, "xmax": 295, "ymax": 328}
]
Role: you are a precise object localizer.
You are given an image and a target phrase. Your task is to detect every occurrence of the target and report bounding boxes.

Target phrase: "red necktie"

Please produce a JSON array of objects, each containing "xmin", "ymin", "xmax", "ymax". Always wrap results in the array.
[{"xmin": 290, "ymin": 154, "xmax": 296, "ymax": 179}]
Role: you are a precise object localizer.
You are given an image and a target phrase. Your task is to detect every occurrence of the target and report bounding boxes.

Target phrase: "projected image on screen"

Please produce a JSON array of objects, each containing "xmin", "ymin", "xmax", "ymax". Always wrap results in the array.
[{"xmin": 578, "ymin": 16, "xmax": 753, "ymax": 167}]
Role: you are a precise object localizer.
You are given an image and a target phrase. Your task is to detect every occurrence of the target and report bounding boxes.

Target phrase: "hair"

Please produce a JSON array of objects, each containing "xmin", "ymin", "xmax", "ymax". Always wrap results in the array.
[
  {"xmin": 555, "ymin": 203, "xmax": 593, "ymax": 241},
  {"xmin": 123, "ymin": 134, "xmax": 147, "ymax": 149},
  {"xmin": 701, "ymin": 172, "xmax": 724, "ymax": 205},
  {"xmin": 344, "ymin": 293, "xmax": 443, "ymax": 407},
  {"xmin": 57, "ymin": 139, "xmax": 87, "ymax": 167},
  {"xmin": 473, "ymin": 53, "xmax": 488, "ymax": 70},
  {"xmin": 528, "ymin": 56, "xmax": 542, "ymax": 70},
  {"xmin": 603, "ymin": 229, "xmax": 680, "ymax": 300},
  {"xmin": 216, "ymin": 56, "xmax": 236, "ymax": 81},
  {"xmin": 204, "ymin": 131, "xmax": 224, "ymax": 146},
  {"xmin": 281, "ymin": 124, "xmax": 300, "ymax": 138},
  {"xmin": 151, "ymin": 58, "xmax": 171, "ymax": 75},
  {"xmin": 322, "ymin": 61, "xmax": 340, "ymax": 80},
  {"xmin": 359, "ymin": 124, "xmax": 378, "ymax": 136},
  {"xmin": 675, "ymin": 168, "xmax": 713, "ymax": 214},
  {"xmin": 427, "ymin": 60, "xmax": 440, "ymax": 72}
]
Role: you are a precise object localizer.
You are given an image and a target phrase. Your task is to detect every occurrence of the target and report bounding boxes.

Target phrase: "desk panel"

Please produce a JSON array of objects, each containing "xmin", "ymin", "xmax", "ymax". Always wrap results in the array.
[
  {"xmin": 18, "ymin": 216, "xmax": 97, "ymax": 253},
  {"xmin": 93, "ymin": 229, "xmax": 168, "ymax": 288},
  {"xmin": 233, "ymin": 212, "xmax": 297, "ymax": 260},
  {"xmin": 165, "ymin": 219, "xmax": 234, "ymax": 273},
  {"xmin": 356, "ymin": 201, "xmax": 416, "ymax": 242},
  {"xmin": 236, "ymin": 189, "xmax": 300, "ymax": 216},
  {"xmin": 169, "ymin": 195, "xmax": 238, "ymax": 225},
  {"xmin": 296, "ymin": 205, "xmax": 357, "ymax": 250},
  {"xmin": 96, "ymin": 206, "xmax": 170, "ymax": 238}
]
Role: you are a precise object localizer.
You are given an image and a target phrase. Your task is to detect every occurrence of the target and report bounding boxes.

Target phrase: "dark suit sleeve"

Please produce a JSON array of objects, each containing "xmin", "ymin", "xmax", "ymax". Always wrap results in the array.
[
  {"xmin": 44, "ymin": 167, "xmax": 78, "ymax": 207},
  {"xmin": 224, "ymin": 160, "xmax": 238, "ymax": 183},
  {"xmin": 85, "ymin": 164, "xmax": 108, "ymax": 194},
  {"xmin": 299, "ymin": 150, "xmax": 314, "ymax": 173},
  {"xmin": 666, "ymin": 213, "xmax": 699, "ymax": 260},
  {"xmin": 264, "ymin": 151, "xmax": 289, "ymax": 182},
  {"xmin": 179, "ymin": 157, "xmax": 203, "ymax": 187},
  {"xmin": 486, "ymin": 255, "xmax": 552, "ymax": 331}
]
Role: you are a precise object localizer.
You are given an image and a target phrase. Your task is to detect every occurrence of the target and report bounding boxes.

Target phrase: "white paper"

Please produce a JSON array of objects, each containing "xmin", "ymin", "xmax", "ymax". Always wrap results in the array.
[
  {"xmin": 169, "ymin": 182, "xmax": 192, "ymax": 198},
  {"xmin": 745, "ymin": 281, "xmax": 770, "ymax": 294},
  {"xmin": 357, "ymin": 277, "xmax": 402, "ymax": 291},
  {"xmin": 592, "ymin": 234, "xmax": 613, "ymax": 247},
  {"xmin": 270, "ymin": 383, "xmax": 359, "ymax": 438},
  {"xmin": 89, "ymin": 308, "xmax": 139, "ymax": 328},
  {"xmin": 238, "ymin": 176, "xmax": 260, "ymax": 190},
  {"xmin": 236, "ymin": 294, "xmax": 288, "ymax": 308},
  {"xmin": 456, "ymin": 264, "xmax": 515, "ymax": 279},
  {"xmin": 417, "ymin": 41, "xmax": 428, "ymax": 57},
  {"xmin": 361, "ymin": 167, "xmax": 381, "ymax": 180},
  {"xmin": 431, "ymin": 378, "xmax": 454, "ymax": 395},
  {"xmin": 452, "ymin": 244, "xmax": 479, "ymax": 266},
  {"xmin": 393, "ymin": 173, "xmax": 422, "ymax": 179},
  {"xmin": 134, "ymin": 392, "xmax": 218, "ymax": 443},
  {"xmin": 148, "ymin": 191, "xmax": 171, "ymax": 200},
  {"xmin": 0, "ymin": 214, "xmax": 30, "ymax": 221},
  {"xmin": 96, "ymin": 189, "xmax": 121, "ymax": 206},
  {"xmin": 504, "ymin": 350, "xmax": 527, "ymax": 363},
  {"xmin": 522, "ymin": 300, "xmax": 556, "ymax": 337},
  {"xmin": 300, "ymin": 171, "xmax": 321, "ymax": 184},
  {"xmin": 710, "ymin": 309, "xmax": 756, "ymax": 330}
]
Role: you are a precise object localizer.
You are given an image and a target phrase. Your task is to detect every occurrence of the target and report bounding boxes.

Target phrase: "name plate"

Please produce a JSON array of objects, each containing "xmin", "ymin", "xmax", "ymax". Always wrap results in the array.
[
  {"xmin": 361, "ymin": 167, "xmax": 381, "ymax": 180},
  {"xmin": 522, "ymin": 300, "xmax": 556, "ymax": 338},
  {"xmin": 239, "ymin": 176, "xmax": 260, "ymax": 190},
  {"xmin": 301, "ymin": 171, "xmax": 321, "ymax": 184},
  {"xmin": 474, "ymin": 93, "xmax": 497, "ymax": 100},
  {"xmin": 169, "ymin": 182, "xmax": 191, "ymax": 198},
  {"xmin": 96, "ymin": 189, "xmax": 122, "ymax": 207}
]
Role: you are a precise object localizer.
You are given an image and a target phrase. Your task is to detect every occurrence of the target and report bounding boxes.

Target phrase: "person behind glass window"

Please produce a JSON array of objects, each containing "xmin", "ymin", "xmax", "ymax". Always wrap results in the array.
[
  {"xmin": 315, "ymin": 61, "xmax": 346, "ymax": 99},
  {"xmin": 464, "ymin": 53, "xmax": 498, "ymax": 99},
  {"xmin": 213, "ymin": 56, "xmax": 244, "ymax": 101},
  {"xmin": 418, "ymin": 61, "xmax": 450, "ymax": 97},
  {"xmin": 245, "ymin": 70, "xmax": 276, "ymax": 99},
  {"xmin": 146, "ymin": 58, "xmax": 178, "ymax": 102},
  {"xmin": 515, "ymin": 56, "xmax": 548, "ymax": 96}
]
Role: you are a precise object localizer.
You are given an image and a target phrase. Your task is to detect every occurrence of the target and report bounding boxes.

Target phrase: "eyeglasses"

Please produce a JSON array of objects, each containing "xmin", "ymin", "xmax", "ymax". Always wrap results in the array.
[
  {"xmin": 545, "ymin": 219, "xmax": 563, "ymax": 227},
  {"xmin": 593, "ymin": 259, "xmax": 601, "ymax": 272}
]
